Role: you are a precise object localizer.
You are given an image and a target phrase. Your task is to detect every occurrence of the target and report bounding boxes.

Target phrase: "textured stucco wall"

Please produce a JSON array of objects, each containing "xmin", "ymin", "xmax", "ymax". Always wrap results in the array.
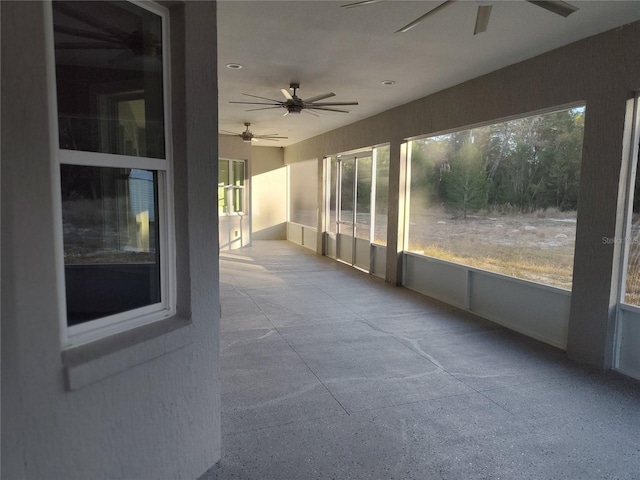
[
  {"xmin": 1, "ymin": 2, "xmax": 221, "ymax": 479},
  {"xmin": 251, "ymin": 146, "xmax": 287, "ymax": 240},
  {"xmin": 283, "ymin": 22, "xmax": 640, "ymax": 368}
]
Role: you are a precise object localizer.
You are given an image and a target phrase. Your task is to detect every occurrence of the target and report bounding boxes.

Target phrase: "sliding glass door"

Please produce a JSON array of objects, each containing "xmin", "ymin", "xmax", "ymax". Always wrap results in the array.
[{"xmin": 326, "ymin": 151, "xmax": 373, "ymax": 271}]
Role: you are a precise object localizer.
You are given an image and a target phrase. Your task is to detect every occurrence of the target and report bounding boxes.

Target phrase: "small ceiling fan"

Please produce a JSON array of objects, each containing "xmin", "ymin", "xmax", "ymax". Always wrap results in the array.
[
  {"xmin": 220, "ymin": 123, "xmax": 288, "ymax": 143},
  {"xmin": 341, "ymin": 0, "xmax": 578, "ymax": 35},
  {"xmin": 229, "ymin": 83, "xmax": 359, "ymax": 116}
]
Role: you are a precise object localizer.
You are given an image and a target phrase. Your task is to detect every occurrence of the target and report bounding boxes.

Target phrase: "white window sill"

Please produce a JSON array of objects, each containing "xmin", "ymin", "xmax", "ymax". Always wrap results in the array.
[{"xmin": 61, "ymin": 315, "xmax": 193, "ymax": 391}]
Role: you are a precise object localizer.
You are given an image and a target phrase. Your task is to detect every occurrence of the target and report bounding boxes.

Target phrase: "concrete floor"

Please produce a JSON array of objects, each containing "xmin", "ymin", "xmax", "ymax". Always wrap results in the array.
[{"xmin": 201, "ymin": 241, "xmax": 640, "ymax": 480}]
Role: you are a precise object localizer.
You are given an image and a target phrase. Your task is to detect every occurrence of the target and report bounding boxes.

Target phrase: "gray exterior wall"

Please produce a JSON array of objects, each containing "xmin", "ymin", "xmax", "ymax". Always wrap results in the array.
[
  {"xmin": 284, "ymin": 22, "xmax": 640, "ymax": 369},
  {"xmin": 1, "ymin": 2, "xmax": 221, "ymax": 479}
]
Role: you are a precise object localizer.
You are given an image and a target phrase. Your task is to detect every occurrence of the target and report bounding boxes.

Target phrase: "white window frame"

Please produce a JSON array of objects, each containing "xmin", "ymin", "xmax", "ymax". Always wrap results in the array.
[
  {"xmin": 48, "ymin": 0, "xmax": 176, "ymax": 348},
  {"xmin": 218, "ymin": 158, "xmax": 246, "ymax": 216}
]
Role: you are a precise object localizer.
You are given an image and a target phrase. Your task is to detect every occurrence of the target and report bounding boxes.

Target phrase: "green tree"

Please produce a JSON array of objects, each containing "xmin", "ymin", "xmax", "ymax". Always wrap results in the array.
[
  {"xmin": 442, "ymin": 141, "xmax": 489, "ymax": 218},
  {"xmin": 536, "ymin": 109, "xmax": 584, "ymax": 211}
]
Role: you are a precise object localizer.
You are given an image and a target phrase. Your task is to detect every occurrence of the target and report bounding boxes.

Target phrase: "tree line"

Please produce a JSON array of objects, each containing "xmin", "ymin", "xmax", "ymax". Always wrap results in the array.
[{"xmin": 410, "ymin": 107, "xmax": 585, "ymax": 218}]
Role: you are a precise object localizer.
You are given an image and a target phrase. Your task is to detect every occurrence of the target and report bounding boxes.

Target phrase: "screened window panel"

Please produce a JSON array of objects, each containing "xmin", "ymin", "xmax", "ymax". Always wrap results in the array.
[
  {"xmin": 406, "ymin": 106, "xmax": 585, "ymax": 290},
  {"xmin": 355, "ymin": 156, "xmax": 372, "ymax": 240},
  {"xmin": 374, "ymin": 145, "xmax": 390, "ymax": 246}
]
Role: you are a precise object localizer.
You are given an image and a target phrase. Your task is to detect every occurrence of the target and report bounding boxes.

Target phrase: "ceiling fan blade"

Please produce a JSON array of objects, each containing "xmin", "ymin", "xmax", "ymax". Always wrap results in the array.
[
  {"xmin": 396, "ymin": 0, "xmax": 458, "ymax": 33},
  {"xmin": 245, "ymin": 106, "xmax": 284, "ymax": 112},
  {"xmin": 310, "ymin": 107, "xmax": 351, "ymax": 113},
  {"xmin": 302, "ymin": 92, "xmax": 336, "ymax": 103},
  {"xmin": 256, "ymin": 135, "xmax": 288, "ymax": 140},
  {"xmin": 281, "ymin": 89, "xmax": 293, "ymax": 100},
  {"xmin": 526, "ymin": 0, "xmax": 578, "ymax": 17},
  {"xmin": 474, "ymin": 5, "xmax": 492, "ymax": 35},
  {"xmin": 341, "ymin": 0, "xmax": 386, "ymax": 8},
  {"xmin": 220, "ymin": 130, "xmax": 240, "ymax": 135},
  {"xmin": 308, "ymin": 101, "xmax": 359, "ymax": 106},
  {"xmin": 229, "ymin": 101, "xmax": 282, "ymax": 106},
  {"xmin": 241, "ymin": 93, "xmax": 285, "ymax": 103},
  {"xmin": 303, "ymin": 110, "xmax": 321, "ymax": 117}
]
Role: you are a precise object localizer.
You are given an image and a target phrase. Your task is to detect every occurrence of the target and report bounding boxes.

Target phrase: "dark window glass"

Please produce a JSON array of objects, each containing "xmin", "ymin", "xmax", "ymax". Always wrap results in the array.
[
  {"xmin": 61, "ymin": 165, "xmax": 161, "ymax": 325},
  {"xmin": 53, "ymin": 1, "xmax": 165, "ymax": 158}
]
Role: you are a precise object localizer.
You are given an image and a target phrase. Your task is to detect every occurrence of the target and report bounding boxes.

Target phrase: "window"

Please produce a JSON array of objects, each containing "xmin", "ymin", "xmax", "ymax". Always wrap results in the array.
[
  {"xmin": 406, "ymin": 106, "xmax": 585, "ymax": 289},
  {"xmin": 620, "ymin": 94, "xmax": 640, "ymax": 306},
  {"xmin": 218, "ymin": 159, "xmax": 246, "ymax": 215},
  {"xmin": 53, "ymin": 0, "xmax": 173, "ymax": 345}
]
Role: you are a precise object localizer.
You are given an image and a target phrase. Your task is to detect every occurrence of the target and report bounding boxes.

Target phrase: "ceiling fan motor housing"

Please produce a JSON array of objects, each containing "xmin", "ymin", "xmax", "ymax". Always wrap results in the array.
[
  {"xmin": 242, "ymin": 123, "xmax": 253, "ymax": 141},
  {"xmin": 286, "ymin": 84, "xmax": 304, "ymax": 113},
  {"xmin": 229, "ymin": 82, "xmax": 358, "ymax": 116}
]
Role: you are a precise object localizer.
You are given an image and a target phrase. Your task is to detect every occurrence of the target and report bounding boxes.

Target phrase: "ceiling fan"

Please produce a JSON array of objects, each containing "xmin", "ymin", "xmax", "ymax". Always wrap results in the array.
[
  {"xmin": 229, "ymin": 83, "xmax": 359, "ymax": 116},
  {"xmin": 220, "ymin": 123, "xmax": 288, "ymax": 143},
  {"xmin": 341, "ymin": 0, "xmax": 579, "ymax": 35}
]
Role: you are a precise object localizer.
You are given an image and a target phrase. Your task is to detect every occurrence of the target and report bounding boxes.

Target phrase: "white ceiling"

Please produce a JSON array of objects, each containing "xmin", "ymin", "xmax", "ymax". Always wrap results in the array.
[{"xmin": 217, "ymin": 0, "xmax": 640, "ymax": 147}]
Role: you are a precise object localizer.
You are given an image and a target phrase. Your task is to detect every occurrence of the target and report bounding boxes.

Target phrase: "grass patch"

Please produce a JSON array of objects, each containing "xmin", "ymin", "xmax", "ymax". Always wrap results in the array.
[
  {"xmin": 418, "ymin": 244, "xmax": 573, "ymax": 289},
  {"xmin": 407, "ymin": 207, "xmax": 576, "ymax": 290}
]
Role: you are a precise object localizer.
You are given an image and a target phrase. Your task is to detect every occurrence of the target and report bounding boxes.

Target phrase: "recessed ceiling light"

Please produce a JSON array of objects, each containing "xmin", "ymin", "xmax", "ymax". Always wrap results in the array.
[
  {"xmin": 226, "ymin": 63, "xmax": 243, "ymax": 69},
  {"xmin": 381, "ymin": 80, "xmax": 396, "ymax": 86}
]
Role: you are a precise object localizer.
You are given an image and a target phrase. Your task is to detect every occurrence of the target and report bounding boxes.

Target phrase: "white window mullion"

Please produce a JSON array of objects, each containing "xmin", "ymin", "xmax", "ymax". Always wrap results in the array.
[{"xmin": 59, "ymin": 149, "xmax": 169, "ymax": 171}]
